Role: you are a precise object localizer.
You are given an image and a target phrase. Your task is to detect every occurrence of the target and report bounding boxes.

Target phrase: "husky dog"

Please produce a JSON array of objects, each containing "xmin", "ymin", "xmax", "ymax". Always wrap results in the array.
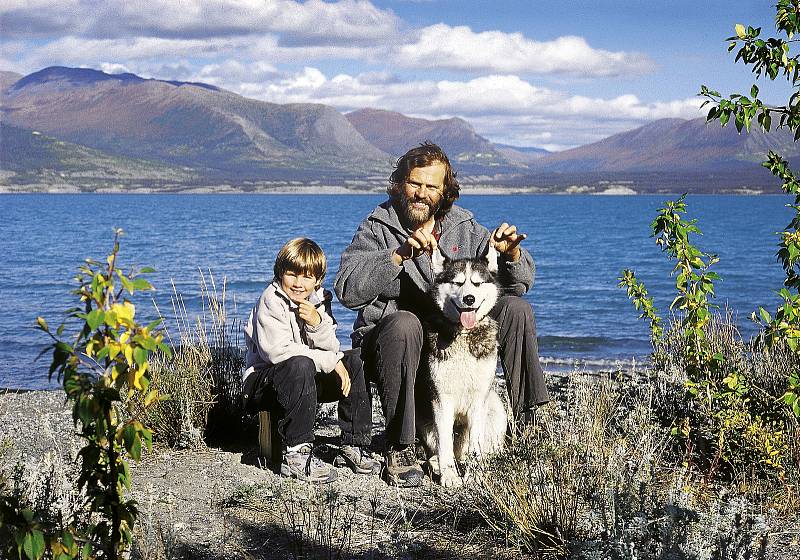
[{"xmin": 415, "ymin": 246, "xmax": 508, "ymax": 487}]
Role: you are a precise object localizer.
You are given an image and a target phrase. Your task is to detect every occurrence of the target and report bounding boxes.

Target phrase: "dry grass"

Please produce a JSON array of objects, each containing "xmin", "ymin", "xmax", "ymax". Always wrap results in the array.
[
  {"xmin": 464, "ymin": 320, "xmax": 800, "ymax": 559},
  {"xmin": 125, "ymin": 270, "xmax": 244, "ymax": 448},
  {"xmin": 468, "ymin": 370, "xmax": 670, "ymax": 557}
]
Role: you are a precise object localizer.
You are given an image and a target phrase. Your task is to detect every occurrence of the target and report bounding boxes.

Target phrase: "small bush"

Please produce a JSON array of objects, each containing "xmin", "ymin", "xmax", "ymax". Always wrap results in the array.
[
  {"xmin": 126, "ymin": 271, "xmax": 244, "ymax": 448},
  {"xmin": 469, "ymin": 371, "xmax": 669, "ymax": 557}
]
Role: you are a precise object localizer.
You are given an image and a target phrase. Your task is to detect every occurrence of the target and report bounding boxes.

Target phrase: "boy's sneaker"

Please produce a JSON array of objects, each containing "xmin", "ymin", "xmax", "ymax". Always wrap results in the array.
[
  {"xmin": 280, "ymin": 444, "xmax": 337, "ymax": 484},
  {"xmin": 383, "ymin": 444, "xmax": 424, "ymax": 487},
  {"xmin": 334, "ymin": 445, "xmax": 382, "ymax": 475}
]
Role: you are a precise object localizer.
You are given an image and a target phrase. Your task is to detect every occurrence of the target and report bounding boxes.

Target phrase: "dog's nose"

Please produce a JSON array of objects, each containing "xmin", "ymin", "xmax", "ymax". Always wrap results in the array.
[{"xmin": 462, "ymin": 294, "xmax": 475, "ymax": 307}]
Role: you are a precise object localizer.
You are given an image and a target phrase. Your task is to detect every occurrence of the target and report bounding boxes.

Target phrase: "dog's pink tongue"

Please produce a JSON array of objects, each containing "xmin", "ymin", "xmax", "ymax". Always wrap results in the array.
[{"xmin": 460, "ymin": 310, "xmax": 477, "ymax": 329}]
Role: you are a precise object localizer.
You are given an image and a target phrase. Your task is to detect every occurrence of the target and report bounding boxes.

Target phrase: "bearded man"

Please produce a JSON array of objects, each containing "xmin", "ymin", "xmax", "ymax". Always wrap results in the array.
[{"xmin": 335, "ymin": 142, "xmax": 550, "ymax": 487}]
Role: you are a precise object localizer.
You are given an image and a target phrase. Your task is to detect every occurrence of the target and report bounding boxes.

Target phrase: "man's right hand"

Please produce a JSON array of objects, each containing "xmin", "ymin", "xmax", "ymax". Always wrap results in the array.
[{"xmin": 392, "ymin": 228, "xmax": 438, "ymax": 265}]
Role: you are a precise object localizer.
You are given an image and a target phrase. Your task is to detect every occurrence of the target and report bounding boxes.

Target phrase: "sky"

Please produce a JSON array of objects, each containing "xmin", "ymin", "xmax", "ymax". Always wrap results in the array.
[{"xmin": 0, "ymin": 1, "xmax": 790, "ymax": 150}]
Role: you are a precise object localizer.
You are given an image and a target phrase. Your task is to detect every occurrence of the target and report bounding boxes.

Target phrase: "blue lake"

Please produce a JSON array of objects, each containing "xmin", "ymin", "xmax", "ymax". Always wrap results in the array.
[{"xmin": 0, "ymin": 193, "xmax": 793, "ymax": 389}]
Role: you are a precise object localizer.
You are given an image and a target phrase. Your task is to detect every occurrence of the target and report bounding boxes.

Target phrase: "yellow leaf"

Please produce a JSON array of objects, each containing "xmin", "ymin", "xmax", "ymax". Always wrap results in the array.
[
  {"xmin": 132, "ymin": 364, "xmax": 148, "ymax": 391},
  {"xmin": 144, "ymin": 389, "xmax": 159, "ymax": 406},
  {"xmin": 735, "ymin": 24, "xmax": 746, "ymax": 39},
  {"xmin": 111, "ymin": 302, "xmax": 135, "ymax": 324},
  {"xmin": 124, "ymin": 345, "xmax": 133, "ymax": 366}
]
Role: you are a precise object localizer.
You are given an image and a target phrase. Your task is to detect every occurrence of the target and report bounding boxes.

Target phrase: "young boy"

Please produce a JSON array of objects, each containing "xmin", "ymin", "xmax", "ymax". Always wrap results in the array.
[{"xmin": 243, "ymin": 238, "xmax": 380, "ymax": 483}]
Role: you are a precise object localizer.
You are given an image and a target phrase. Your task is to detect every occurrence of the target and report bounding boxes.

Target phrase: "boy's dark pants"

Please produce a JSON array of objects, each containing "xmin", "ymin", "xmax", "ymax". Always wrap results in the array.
[{"xmin": 243, "ymin": 349, "xmax": 371, "ymax": 448}]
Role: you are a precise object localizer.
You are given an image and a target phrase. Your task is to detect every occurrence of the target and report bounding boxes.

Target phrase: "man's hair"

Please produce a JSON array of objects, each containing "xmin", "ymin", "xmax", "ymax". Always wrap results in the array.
[
  {"xmin": 388, "ymin": 142, "xmax": 460, "ymax": 218},
  {"xmin": 274, "ymin": 238, "xmax": 326, "ymax": 284}
]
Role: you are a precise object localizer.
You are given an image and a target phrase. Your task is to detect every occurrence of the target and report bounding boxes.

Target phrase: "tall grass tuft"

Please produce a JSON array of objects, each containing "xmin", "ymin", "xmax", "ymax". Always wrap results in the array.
[
  {"xmin": 126, "ymin": 271, "xmax": 244, "ymax": 448},
  {"xmin": 469, "ymin": 371, "xmax": 669, "ymax": 557}
]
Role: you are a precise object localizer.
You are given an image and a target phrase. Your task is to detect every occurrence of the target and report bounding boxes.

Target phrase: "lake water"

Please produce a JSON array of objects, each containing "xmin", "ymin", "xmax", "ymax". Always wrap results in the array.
[{"xmin": 0, "ymin": 193, "xmax": 793, "ymax": 389}]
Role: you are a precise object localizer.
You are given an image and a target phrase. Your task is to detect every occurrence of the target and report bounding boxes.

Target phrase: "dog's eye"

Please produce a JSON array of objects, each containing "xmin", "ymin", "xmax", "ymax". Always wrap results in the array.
[{"xmin": 453, "ymin": 280, "xmax": 465, "ymax": 286}]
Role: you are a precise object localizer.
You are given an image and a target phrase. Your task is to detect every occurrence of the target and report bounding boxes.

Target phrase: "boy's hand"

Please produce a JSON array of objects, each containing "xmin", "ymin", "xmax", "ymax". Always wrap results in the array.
[
  {"xmin": 297, "ymin": 300, "xmax": 322, "ymax": 327},
  {"xmin": 334, "ymin": 360, "xmax": 351, "ymax": 397}
]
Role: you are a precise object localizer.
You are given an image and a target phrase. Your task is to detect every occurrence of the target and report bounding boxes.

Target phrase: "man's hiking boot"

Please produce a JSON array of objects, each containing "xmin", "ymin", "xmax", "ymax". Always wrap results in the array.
[
  {"xmin": 383, "ymin": 444, "xmax": 423, "ymax": 487},
  {"xmin": 334, "ymin": 445, "xmax": 382, "ymax": 475},
  {"xmin": 280, "ymin": 443, "xmax": 337, "ymax": 484}
]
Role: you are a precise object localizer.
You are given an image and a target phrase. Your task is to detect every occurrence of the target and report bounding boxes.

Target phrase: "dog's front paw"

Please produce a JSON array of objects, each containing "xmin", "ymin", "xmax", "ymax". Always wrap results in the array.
[{"xmin": 439, "ymin": 466, "xmax": 462, "ymax": 488}]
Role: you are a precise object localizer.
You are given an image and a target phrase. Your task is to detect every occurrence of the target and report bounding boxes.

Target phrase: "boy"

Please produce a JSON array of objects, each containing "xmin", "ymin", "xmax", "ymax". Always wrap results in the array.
[{"xmin": 243, "ymin": 238, "xmax": 380, "ymax": 483}]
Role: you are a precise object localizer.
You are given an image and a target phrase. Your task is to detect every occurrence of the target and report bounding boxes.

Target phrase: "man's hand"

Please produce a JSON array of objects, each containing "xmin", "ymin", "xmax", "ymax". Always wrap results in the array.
[
  {"xmin": 334, "ymin": 360, "xmax": 351, "ymax": 397},
  {"xmin": 491, "ymin": 222, "xmax": 527, "ymax": 262},
  {"xmin": 392, "ymin": 227, "xmax": 439, "ymax": 265},
  {"xmin": 297, "ymin": 300, "xmax": 322, "ymax": 327}
]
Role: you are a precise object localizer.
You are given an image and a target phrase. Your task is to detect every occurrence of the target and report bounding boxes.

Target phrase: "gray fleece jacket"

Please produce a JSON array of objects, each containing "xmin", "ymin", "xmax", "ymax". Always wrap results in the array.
[
  {"xmin": 334, "ymin": 200, "xmax": 535, "ymax": 346},
  {"xmin": 243, "ymin": 281, "xmax": 343, "ymax": 383}
]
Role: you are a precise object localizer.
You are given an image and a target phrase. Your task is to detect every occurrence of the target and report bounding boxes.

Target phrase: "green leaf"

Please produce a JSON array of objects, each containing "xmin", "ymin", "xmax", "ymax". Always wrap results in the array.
[
  {"xmin": 122, "ymin": 423, "xmax": 136, "ymax": 451},
  {"xmin": 132, "ymin": 278, "xmax": 153, "ymax": 291},
  {"xmin": 141, "ymin": 427, "xmax": 153, "ymax": 452},
  {"xmin": 121, "ymin": 458, "xmax": 132, "ymax": 490},
  {"xmin": 85, "ymin": 309, "xmax": 105, "ymax": 331},
  {"xmin": 23, "ymin": 530, "xmax": 45, "ymax": 560},
  {"xmin": 130, "ymin": 432, "xmax": 142, "ymax": 461},
  {"xmin": 133, "ymin": 346, "xmax": 149, "ymax": 366},
  {"xmin": 140, "ymin": 266, "xmax": 156, "ymax": 273},
  {"xmin": 759, "ymin": 307, "xmax": 772, "ymax": 324}
]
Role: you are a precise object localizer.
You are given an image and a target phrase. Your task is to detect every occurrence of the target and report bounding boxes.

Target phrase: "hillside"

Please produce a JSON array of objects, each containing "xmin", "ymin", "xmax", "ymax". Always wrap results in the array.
[
  {"xmin": 531, "ymin": 117, "xmax": 800, "ymax": 172},
  {"xmin": 0, "ymin": 123, "xmax": 198, "ymax": 190},
  {"xmin": 1, "ymin": 66, "xmax": 390, "ymax": 182},
  {"xmin": 345, "ymin": 108, "xmax": 514, "ymax": 169},
  {"xmin": 1, "ymin": 66, "xmax": 798, "ymax": 192}
]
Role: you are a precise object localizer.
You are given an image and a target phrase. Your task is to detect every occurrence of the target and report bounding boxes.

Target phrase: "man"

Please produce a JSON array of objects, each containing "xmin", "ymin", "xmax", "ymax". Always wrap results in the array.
[{"xmin": 335, "ymin": 142, "xmax": 550, "ymax": 487}]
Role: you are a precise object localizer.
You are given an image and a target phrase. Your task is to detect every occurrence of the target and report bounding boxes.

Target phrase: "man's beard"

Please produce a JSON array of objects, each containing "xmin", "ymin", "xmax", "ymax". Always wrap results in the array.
[{"xmin": 398, "ymin": 194, "xmax": 439, "ymax": 228}]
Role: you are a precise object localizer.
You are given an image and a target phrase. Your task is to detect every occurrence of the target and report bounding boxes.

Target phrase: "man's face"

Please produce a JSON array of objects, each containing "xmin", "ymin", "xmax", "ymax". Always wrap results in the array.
[
  {"xmin": 280, "ymin": 269, "xmax": 319, "ymax": 303},
  {"xmin": 398, "ymin": 161, "xmax": 446, "ymax": 228}
]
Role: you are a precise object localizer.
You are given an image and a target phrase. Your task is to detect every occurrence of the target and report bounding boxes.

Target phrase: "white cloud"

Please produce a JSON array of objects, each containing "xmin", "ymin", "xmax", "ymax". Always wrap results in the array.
[
  {"xmin": 190, "ymin": 65, "xmax": 703, "ymax": 148},
  {"xmin": 0, "ymin": 0, "xmax": 402, "ymax": 45},
  {"xmin": 99, "ymin": 62, "xmax": 131, "ymax": 74},
  {"xmin": 394, "ymin": 24, "xmax": 654, "ymax": 77}
]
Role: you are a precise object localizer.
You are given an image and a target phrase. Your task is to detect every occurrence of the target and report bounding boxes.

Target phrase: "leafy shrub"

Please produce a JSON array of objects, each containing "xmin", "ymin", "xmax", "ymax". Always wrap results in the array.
[
  {"xmin": 0, "ymin": 230, "xmax": 168, "ymax": 560},
  {"xmin": 621, "ymin": 197, "xmax": 792, "ymax": 481},
  {"xmin": 125, "ymin": 271, "xmax": 244, "ymax": 448}
]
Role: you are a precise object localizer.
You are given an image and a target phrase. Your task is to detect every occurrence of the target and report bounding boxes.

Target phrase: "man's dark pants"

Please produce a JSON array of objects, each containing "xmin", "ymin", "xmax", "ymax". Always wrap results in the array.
[
  {"xmin": 361, "ymin": 295, "xmax": 550, "ymax": 446},
  {"xmin": 243, "ymin": 349, "xmax": 372, "ymax": 447}
]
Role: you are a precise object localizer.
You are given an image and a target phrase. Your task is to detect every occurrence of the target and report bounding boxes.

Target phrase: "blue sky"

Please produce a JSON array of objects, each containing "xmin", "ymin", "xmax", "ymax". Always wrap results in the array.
[{"xmin": 0, "ymin": 1, "xmax": 788, "ymax": 150}]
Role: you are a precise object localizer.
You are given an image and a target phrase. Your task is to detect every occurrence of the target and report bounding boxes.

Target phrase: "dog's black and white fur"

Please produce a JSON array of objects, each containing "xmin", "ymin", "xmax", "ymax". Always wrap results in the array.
[{"xmin": 415, "ymin": 246, "xmax": 507, "ymax": 487}]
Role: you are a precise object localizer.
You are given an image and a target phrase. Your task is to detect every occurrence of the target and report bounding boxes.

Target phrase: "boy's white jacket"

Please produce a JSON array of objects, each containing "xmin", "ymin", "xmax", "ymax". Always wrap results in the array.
[{"xmin": 243, "ymin": 280, "xmax": 343, "ymax": 382}]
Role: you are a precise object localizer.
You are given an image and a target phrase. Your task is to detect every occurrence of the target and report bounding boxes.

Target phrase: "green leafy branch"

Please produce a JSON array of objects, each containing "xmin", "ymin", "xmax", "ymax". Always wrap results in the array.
[{"xmin": 1, "ymin": 230, "xmax": 170, "ymax": 560}]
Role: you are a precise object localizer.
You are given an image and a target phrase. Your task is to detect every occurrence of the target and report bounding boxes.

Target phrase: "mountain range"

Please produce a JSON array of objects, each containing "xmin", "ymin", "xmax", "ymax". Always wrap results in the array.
[{"xmin": 0, "ymin": 66, "xmax": 795, "ymax": 193}]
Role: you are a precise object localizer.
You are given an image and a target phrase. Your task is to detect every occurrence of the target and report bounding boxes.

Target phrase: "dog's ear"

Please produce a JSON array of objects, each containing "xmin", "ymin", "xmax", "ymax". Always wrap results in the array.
[
  {"xmin": 485, "ymin": 244, "xmax": 499, "ymax": 274},
  {"xmin": 431, "ymin": 247, "xmax": 447, "ymax": 275}
]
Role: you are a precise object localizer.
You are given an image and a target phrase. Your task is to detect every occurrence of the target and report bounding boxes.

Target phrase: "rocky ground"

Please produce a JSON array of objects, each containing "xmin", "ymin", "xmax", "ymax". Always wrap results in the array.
[
  {"xmin": 2, "ymin": 381, "xmax": 799, "ymax": 560},
  {"xmin": 0, "ymin": 390, "xmax": 518, "ymax": 559}
]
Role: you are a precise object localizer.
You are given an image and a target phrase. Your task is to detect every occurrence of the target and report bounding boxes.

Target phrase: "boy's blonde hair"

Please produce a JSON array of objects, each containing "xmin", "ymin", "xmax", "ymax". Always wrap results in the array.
[{"xmin": 274, "ymin": 238, "xmax": 326, "ymax": 285}]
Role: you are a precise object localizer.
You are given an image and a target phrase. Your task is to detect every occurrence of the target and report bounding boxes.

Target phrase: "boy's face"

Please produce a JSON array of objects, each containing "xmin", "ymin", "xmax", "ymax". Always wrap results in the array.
[{"xmin": 280, "ymin": 269, "xmax": 319, "ymax": 303}]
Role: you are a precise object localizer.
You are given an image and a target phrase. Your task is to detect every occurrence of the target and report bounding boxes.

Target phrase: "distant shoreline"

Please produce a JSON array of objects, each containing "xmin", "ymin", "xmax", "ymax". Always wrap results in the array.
[{"xmin": 0, "ymin": 185, "xmax": 776, "ymax": 195}]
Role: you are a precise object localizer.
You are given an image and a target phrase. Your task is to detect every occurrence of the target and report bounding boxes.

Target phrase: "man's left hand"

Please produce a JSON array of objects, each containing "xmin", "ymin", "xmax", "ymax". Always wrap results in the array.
[{"xmin": 491, "ymin": 222, "xmax": 527, "ymax": 262}]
